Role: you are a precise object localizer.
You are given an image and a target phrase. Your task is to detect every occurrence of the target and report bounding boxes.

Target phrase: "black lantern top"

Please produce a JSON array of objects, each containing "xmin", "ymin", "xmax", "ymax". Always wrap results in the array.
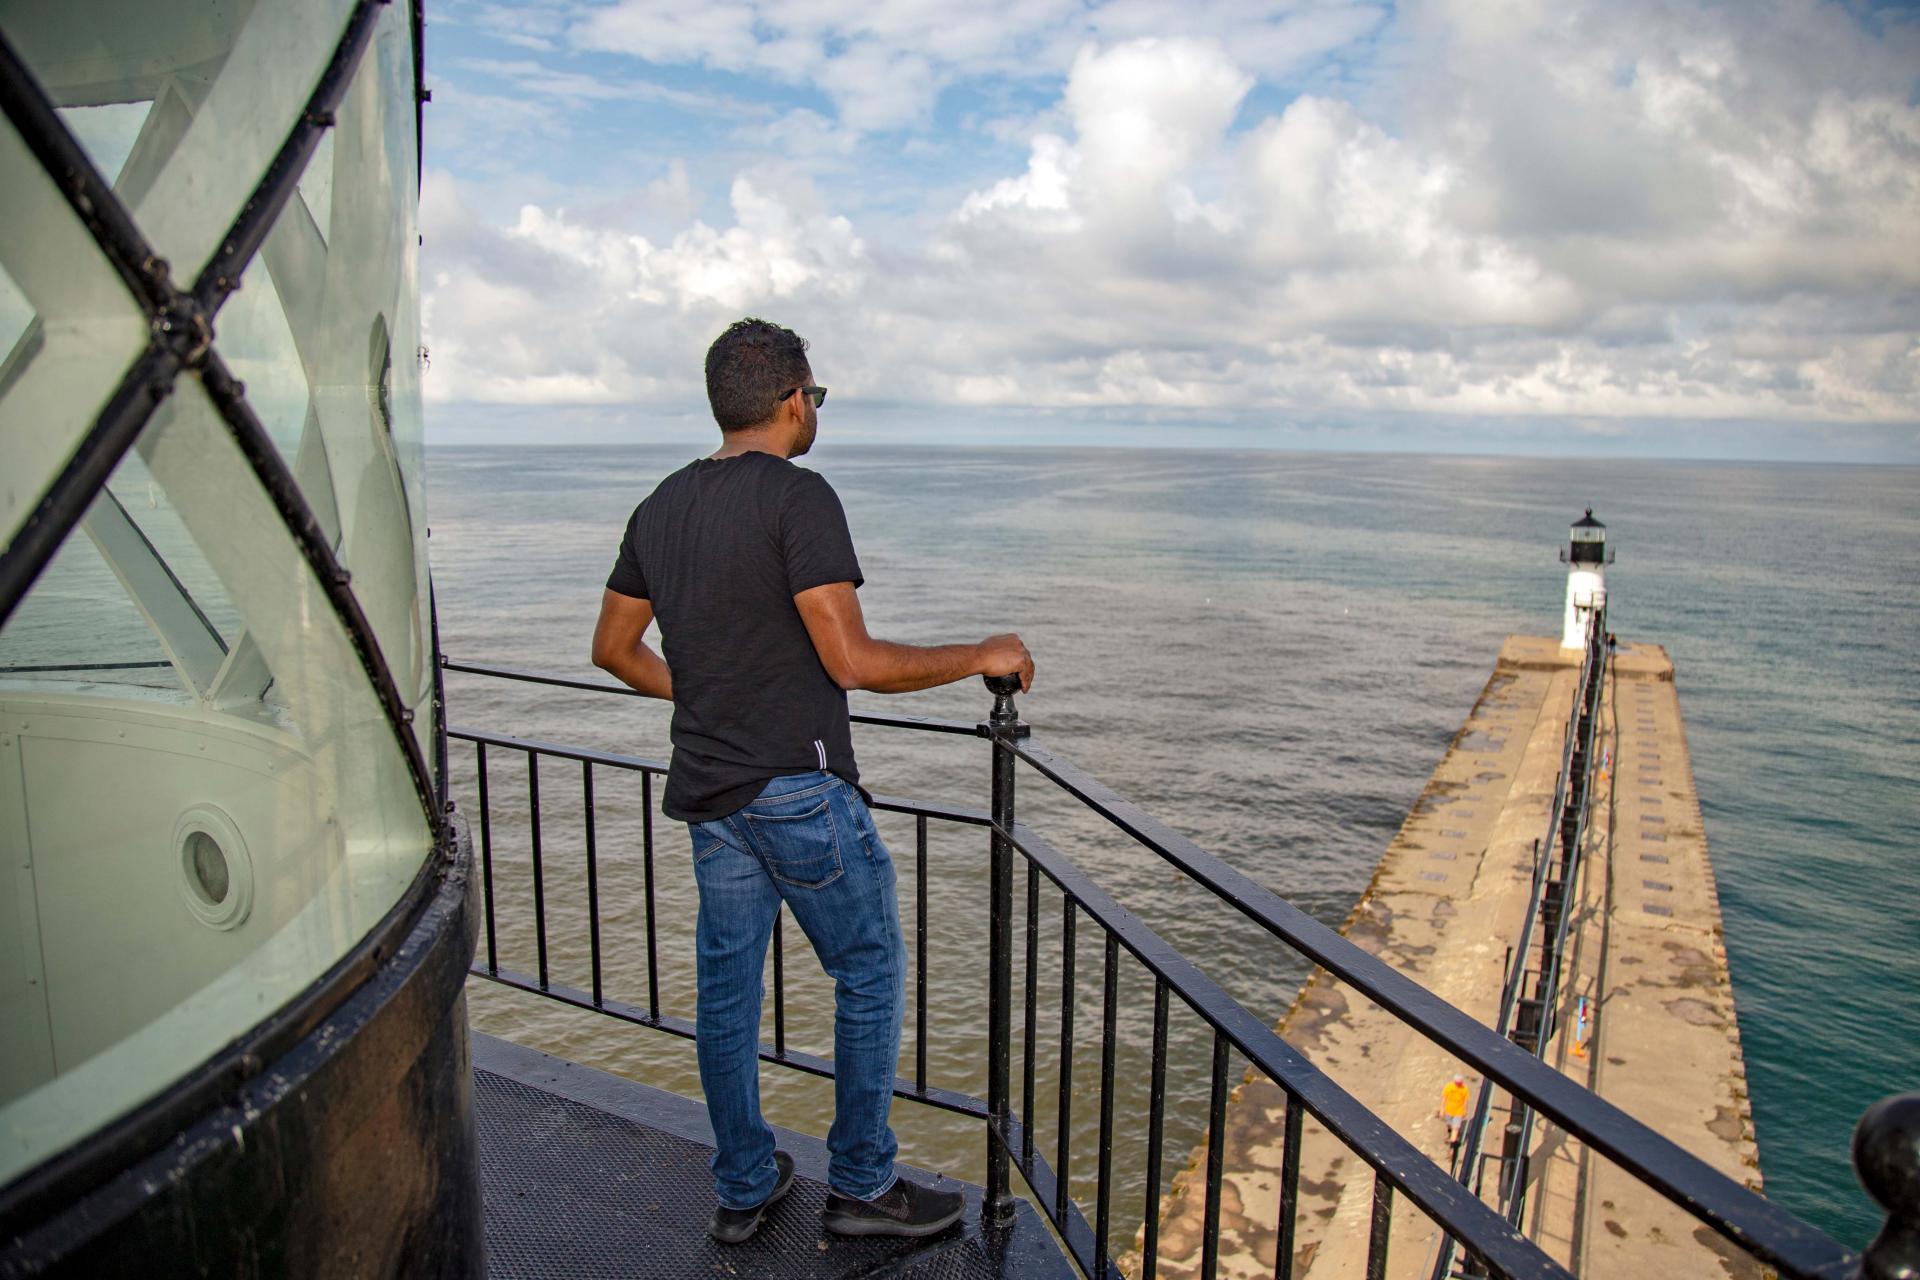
[{"xmin": 1568, "ymin": 508, "xmax": 1606, "ymax": 565}]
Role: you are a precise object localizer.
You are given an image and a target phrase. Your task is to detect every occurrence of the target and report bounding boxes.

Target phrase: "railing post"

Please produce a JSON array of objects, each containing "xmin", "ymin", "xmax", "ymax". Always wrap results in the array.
[
  {"xmin": 1855, "ymin": 1092, "xmax": 1920, "ymax": 1280},
  {"xmin": 983, "ymin": 672, "xmax": 1027, "ymax": 1228}
]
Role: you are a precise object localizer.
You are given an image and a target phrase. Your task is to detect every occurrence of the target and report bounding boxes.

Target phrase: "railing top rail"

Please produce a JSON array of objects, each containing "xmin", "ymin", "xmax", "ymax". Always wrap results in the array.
[
  {"xmin": 442, "ymin": 657, "xmax": 979, "ymax": 736},
  {"xmin": 1002, "ymin": 730, "xmax": 1855, "ymax": 1278}
]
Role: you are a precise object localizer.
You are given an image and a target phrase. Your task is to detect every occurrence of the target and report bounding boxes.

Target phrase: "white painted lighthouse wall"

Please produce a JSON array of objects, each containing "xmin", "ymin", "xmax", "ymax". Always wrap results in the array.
[{"xmin": 1563, "ymin": 568, "xmax": 1606, "ymax": 648}]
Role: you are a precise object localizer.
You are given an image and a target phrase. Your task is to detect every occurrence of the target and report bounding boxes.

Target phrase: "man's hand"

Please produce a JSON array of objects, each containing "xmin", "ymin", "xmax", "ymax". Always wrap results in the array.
[
  {"xmin": 795, "ymin": 581, "xmax": 1036, "ymax": 695},
  {"xmin": 591, "ymin": 589, "xmax": 673, "ymax": 700},
  {"xmin": 977, "ymin": 633, "xmax": 1034, "ymax": 692}
]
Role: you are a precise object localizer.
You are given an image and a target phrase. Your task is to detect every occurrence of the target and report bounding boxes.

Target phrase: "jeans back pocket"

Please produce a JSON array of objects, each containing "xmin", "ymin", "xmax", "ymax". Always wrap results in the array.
[{"xmin": 742, "ymin": 797, "xmax": 844, "ymax": 889}]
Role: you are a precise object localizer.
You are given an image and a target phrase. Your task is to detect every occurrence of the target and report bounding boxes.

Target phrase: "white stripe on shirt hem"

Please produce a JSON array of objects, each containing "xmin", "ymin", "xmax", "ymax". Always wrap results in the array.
[{"xmin": 814, "ymin": 739, "xmax": 827, "ymax": 770}]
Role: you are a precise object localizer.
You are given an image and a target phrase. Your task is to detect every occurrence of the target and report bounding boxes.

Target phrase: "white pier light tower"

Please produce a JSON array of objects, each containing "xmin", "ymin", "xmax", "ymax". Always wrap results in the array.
[{"xmin": 1560, "ymin": 508, "xmax": 1611, "ymax": 649}]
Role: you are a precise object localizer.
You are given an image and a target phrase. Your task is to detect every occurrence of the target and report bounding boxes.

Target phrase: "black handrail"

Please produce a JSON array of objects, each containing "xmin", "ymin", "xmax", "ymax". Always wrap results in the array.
[
  {"xmin": 441, "ymin": 655, "xmax": 1895, "ymax": 1280},
  {"xmin": 441, "ymin": 658, "xmax": 980, "ymax": 736}
]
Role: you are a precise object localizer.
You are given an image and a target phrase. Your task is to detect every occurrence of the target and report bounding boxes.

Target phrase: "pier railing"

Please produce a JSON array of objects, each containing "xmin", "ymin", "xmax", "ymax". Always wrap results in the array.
[
  {"xmin": 444, "ymin": 656, "xmax": 1911, "ymax": 1280},
  {"xmin": 1435, "ymin": 611, "xmax": 1609, "ymax": 1278}
]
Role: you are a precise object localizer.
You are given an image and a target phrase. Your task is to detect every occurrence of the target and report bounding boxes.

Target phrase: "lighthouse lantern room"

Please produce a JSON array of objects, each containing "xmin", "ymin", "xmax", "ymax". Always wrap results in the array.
[{"xmin": 1560, "ymin": 508, "xmax": 1610, "ymax": 649}]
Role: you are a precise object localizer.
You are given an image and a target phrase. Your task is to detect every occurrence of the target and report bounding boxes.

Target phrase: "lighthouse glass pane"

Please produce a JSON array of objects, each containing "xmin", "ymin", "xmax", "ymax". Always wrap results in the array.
[
  {"xmin": 0, "ymin": 379, "xmax": 433, "ymax": 1187},
  {"xmin": 0, "ymin": 430, "xmax": 246, "ymax": 700},
  {"xmin": 0, "ymin": 527, "xmax": 180, "ymax": 691},
  {"xmin": 219, "ymin": 258, "xmax": 310, "ymax": 466},
  {"xmin": 0, "ymin": 263, "xmax": 30, "ymax": 374},
  {"xmin": 0, "ymin": 112, "xmax": 152, "ymax": 556},
  {"xmin": 0, "ymin": 0, "xmax": 358, "ymax": 286},
  {"xmin": 58, "ymin": 101, "xmax": 151, "ymax": 187},
  {"xmin": 233, "ymin": 0, "xmax": 435, "ymax": 766}
]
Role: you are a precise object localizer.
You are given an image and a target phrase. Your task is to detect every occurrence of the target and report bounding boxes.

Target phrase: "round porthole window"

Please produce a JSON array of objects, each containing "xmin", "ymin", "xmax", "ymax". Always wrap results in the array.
[{"xmin": 175, "ymin": 806, "xmax": 253, "ymax": 930}]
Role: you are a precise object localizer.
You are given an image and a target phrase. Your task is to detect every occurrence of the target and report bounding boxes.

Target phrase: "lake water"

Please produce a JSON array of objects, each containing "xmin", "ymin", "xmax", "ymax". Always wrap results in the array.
[{"xmin": 427, "ymin": 442, "xmax": 1917, "ymax": 1253}]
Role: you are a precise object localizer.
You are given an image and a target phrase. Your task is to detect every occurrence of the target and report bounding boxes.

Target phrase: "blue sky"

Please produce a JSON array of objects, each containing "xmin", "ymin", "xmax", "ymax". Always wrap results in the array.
[{"xmin": 418, "ymin": 1, "xmax": 1920, "ymax": 460}]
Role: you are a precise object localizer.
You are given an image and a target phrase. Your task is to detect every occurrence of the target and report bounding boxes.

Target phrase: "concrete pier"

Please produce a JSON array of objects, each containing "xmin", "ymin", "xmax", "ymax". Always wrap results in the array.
[{"xmin": 1136, "ymin": 636, "xmax": 1764, "ymax": 1279}]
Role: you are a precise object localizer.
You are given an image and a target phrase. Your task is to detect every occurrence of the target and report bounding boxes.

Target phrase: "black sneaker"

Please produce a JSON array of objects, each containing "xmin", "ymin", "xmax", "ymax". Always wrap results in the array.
[
  {"xmin": 821, "ymin": 1175, "xmax": 965, "ymax": 1238},
  {"xmin": 709, "ymin": 1150, "xmax": 795, "ymax": 1244}
]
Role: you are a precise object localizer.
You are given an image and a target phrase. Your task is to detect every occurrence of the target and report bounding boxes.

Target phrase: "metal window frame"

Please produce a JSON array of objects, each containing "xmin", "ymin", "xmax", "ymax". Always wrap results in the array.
[{"xmin": 0, "ymin": 0, "xmax": 455, "ymax": 1222}]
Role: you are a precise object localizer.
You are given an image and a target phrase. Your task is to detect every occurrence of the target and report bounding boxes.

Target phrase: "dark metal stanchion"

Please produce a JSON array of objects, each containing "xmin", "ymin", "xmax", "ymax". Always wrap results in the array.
[
  {"xmin": 642, "ymin": 771, "xmax": 659, "ymax": 1019},
  {"xmin": 1022, "ymin": 859, "xmax": 1040, "ymax": 1164},
  {"xmin": 1201, "ymin": 1032, "xmax": 1231, "ymax": 1279},
  {"xmin": 1277, "ymin": 1092, "xmax": 1304, "ymax": 1280},
  {"xmin": 1056, "ymin": 898, "xmax": 1078, "ymax": 1225},
  {"xmin": 1366, "ymin": 1174, "xmax": 1395, "ymax": 1280},
  {"xmin": 917, "ymin": 813, "xmax": 930, "ymax": 1091},
  {"xmin": 529, "ymin": 751, "xmax": 548, "ymax": 989},
  {"xmin": 773, "ymin": 911, "xmax": 786, "ymax": 1057},
  {"xmin": 477, "ymin": 742, "xmax": 497, "ymax": 974},
  {"xmin": 982, "ymin": 672, "xmax": 1026, "ymax": 1228},
  {"xmin": 583, "ymin": 762, "xmax": 602, "ymax": 1006},
  {"xmin": 1143, "ymin": 979, "xmax": 1170, "ymax": 1280}
]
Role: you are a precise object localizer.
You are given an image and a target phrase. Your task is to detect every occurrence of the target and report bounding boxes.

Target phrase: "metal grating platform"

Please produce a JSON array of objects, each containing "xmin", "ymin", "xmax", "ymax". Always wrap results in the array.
[{"xmin": 472, "ymin": 1035, "xmax": 1073, "ymax": 1279}]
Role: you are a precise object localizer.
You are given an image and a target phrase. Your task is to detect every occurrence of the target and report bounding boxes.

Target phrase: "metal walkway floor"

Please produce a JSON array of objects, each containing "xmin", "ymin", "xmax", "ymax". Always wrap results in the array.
[{"xmin": 473, "ymin": 1035, "xmax": 1073, "ymax": 1280}]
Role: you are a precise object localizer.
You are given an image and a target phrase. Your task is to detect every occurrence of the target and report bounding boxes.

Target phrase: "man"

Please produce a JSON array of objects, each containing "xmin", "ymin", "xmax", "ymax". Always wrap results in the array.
[{"xmin": 591, "ymin": 318, "xmax": 1034, "ymax": 1245}]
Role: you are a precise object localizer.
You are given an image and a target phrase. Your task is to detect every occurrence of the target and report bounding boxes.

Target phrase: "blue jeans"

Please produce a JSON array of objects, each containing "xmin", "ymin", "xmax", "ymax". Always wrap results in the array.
[{"xmin": 688, "ymin": 772, "xmax": 905, "ymax": 1209}]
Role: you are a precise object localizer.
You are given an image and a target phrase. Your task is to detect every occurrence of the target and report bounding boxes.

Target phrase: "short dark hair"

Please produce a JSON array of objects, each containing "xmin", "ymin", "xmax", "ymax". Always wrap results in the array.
[{"xmin": 705, "ymin": 318, "xmax": 811, "ymax": 432}]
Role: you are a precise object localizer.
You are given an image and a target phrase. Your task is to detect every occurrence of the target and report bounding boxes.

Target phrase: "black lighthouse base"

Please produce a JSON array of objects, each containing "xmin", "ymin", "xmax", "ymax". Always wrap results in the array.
[{"xmin": 0, "ymin": 823, "xmax": 483, "ymax": 1278}]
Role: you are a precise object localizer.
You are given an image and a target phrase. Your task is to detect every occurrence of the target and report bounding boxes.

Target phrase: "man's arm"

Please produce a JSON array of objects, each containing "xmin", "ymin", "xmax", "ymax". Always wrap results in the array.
[
  {"xmin": 794, "ymin": 581, "xmax": 1033, "ymax": 695},
  {"xmin": 591, "ymin": 589, "xmax": 673, "ymax": 700}
]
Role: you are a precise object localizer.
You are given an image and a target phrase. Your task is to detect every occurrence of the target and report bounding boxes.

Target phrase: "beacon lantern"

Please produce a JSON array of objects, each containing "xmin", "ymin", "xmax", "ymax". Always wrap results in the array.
[{"xmin": 1560, "ymin": 508, "xmax": 1610, "ymax": 649}]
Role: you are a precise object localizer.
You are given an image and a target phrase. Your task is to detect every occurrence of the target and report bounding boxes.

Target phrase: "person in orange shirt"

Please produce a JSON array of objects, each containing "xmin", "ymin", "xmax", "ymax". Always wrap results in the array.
[{"xmin": 1440, "ymin": 1074, "xmax": 1471, "ymax": 1163}]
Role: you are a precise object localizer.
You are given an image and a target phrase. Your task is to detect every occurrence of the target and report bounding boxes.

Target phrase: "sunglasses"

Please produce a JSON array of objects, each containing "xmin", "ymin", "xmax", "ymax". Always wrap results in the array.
[{"xmin": 780, "ymin": 385, "xmax": 828, "ymax": 409}]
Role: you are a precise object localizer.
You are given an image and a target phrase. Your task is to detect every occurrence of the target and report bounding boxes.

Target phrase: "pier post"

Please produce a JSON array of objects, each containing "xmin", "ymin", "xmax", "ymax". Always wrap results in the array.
[
  {"xmin": 1855, "ymin": 1092, "xmax": 1920, "ymax": 1280},
  {"xmin": 982, "ymin": 673, "xmax": 1028, "ymax": 1228}
]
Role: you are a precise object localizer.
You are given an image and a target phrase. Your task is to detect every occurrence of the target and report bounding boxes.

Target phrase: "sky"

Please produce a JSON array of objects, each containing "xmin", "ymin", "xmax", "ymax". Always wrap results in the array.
[{"xmin": 418, "ymin": 0, "xmax": 1920, "ymax": 460}]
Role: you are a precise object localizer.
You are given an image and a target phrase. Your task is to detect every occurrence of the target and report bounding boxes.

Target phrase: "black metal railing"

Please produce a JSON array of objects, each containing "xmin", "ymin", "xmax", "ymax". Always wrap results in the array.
[{"xmin": 444, "ymin": 655, "xmax": 1913, "ymax": 1280}]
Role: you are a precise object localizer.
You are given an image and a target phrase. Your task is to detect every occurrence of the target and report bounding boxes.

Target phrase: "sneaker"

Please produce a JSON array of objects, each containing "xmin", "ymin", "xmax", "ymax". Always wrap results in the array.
[
  {"xmin": 821, "ymin": 1175, "xmax": 965, "ymax": 1238},
  {"xmin": 709, "ymin": 1150, "xmax": 795, "ymax": 1244}
]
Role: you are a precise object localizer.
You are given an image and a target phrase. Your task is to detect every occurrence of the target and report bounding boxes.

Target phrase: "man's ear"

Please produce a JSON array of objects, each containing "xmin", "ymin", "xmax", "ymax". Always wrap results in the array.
[{"xmin": 765, "ymin": 387, "xmax": 794, "ymax": 430}]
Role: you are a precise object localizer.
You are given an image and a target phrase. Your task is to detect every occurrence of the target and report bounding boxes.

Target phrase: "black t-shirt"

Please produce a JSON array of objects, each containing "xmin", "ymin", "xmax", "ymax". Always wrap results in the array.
[{"xmin": 606, "ymin": 452, "xmax": 864, "ymax": 822}]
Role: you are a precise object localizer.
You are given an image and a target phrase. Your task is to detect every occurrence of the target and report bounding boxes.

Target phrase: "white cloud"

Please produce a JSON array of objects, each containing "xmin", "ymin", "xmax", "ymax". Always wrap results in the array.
[
  {"xmin": 818, "ymin": 41, "xmax": 942, "ymax": 133},
  {"xmin": 423, "ymin": 1, "xmax": 1920, "ymax": 444},
  {"xmin": 421, "ymin": 167, "xmax": 865, "ymax": 408},
  {"xmin": 641, "ymin": 159, "xmax": 701, "ymax": 224},
  {"xmin": 462, "ymin": 0, "xmax": 574, "ymax": 52},
  {"xmin": 1064, "ymin": 40, "xmax": 1252, "ymax": 222},
  {"xmin": 959, "ymin": 134, "xmax": 1081, "ymax": 228},
  {"xmin": 573, "ymin": 3, "xmax": 768, "ymax": 70},
  {"xmin": 569, "ymin": 0, "xmax": 1384, "ymax": 132},
  {"xmin": 749, "ymin": 108, "xmax": 863, "ymax": 159},
  {"xmin": 447, "ymin": 56, "xmax": 766, "ymax": 116}
]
